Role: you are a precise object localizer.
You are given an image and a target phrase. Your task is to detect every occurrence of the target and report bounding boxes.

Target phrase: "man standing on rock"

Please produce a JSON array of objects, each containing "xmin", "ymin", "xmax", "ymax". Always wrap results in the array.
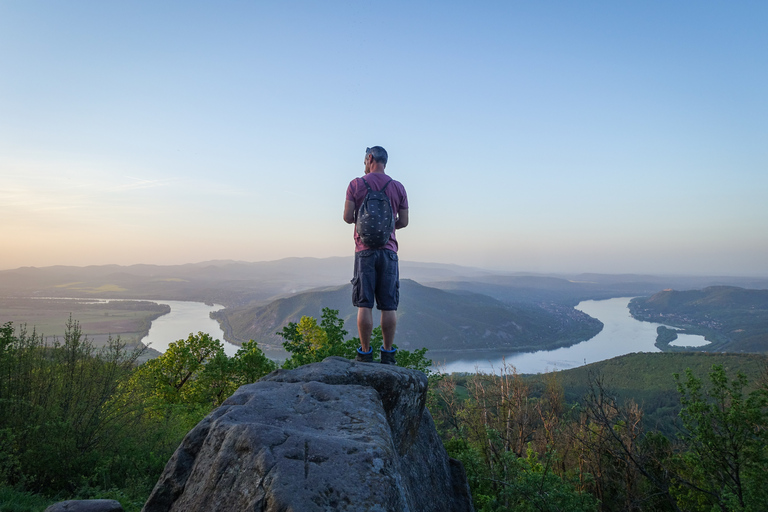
[{"xmin": 343, "ymin": 146, "xmax": 409, "ymax": 364}]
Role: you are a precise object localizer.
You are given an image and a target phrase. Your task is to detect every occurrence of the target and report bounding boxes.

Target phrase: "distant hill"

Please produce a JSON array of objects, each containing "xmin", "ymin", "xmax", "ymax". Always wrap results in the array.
[
  {"xmin": 214, "ymin": 279, "xmax": 603, "ymax": 358},
  {"xmin": 0, "ymin": 258, "xmax": 356, "ymax": 306},
  {"xmin": 629, "ymin": 286, "xmax": 768, "ymax": 352},
  {"xmin": 429, "ymin": 274, "xmax": 768, "ymax": 306},
  {"xmin": 0, "ymin": 258, "xmax": 496, "ymax": 307},
  {"xmin": 2, "ymin": 258, "xmax": 767, "ymax": 309}
]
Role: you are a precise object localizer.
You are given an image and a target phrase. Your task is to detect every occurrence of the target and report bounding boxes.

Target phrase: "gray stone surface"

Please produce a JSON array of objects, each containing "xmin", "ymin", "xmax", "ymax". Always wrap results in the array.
[
  {"xmin": 142, "ymin": 357, "xmax": 474, "ymax": 512},
  {"xmin": 44, "ymin": 500, "xmax": 123, "ymax": 512}
]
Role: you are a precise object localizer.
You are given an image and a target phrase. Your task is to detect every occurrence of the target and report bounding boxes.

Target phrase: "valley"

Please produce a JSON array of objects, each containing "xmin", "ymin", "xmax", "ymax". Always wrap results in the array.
[{"xmin": 2, "ymin": 259, "xmax": 767, "ymax": 364}]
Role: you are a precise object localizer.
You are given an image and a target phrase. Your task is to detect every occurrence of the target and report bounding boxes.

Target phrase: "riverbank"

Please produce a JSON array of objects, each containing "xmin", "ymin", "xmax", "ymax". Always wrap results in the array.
[
  {"xmin": 439, "ymin": 297, "xmax": 709, "ymax": 375},
  {"xmin": 139, "ymin": 300, "xmax": 240, "ymax": 356},
  {"xmin": 0, "ymin": 297, "xmax": 169, "ymax": 351}
]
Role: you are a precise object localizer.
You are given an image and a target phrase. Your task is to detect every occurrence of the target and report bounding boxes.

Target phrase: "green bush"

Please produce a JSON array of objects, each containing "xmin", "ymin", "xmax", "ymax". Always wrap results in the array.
[
  {"xmin": 0, "ymin": 486, "xmax": 54, "ymax": 512},
  {"xmin": 278, "ymin": 307, "xmax": 432, "ymax": 372}
]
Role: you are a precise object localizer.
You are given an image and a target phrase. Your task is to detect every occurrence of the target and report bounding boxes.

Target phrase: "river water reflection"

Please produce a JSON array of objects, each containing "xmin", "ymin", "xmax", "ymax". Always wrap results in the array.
[
  {"xmin": 438, "ymin": 297, "xmax": 709, "ymax": 375},
  {"xmin": 141, "ymin": 300, "xmax": 239, "ymax": 357}
]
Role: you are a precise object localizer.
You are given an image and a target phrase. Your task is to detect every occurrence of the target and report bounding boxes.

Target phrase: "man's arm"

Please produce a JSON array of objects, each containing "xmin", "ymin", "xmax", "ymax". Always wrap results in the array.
[
  {"xmin": 343, "ymin": 200, "xmax": 356, "ymax": 224},
  {"xmin": 395, "ymin": 208, "xmax": 409, "ymax": 229}
]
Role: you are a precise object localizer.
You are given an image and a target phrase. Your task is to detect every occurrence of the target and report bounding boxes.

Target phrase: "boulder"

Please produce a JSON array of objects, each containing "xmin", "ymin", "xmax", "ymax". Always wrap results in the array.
[
  {"xmin": 44, "ymin": 500, "xmax": 123, "ymax": 512},
  {"xmin": 143, "ymin": 357, "xmax": 474, "ymax": 512}
]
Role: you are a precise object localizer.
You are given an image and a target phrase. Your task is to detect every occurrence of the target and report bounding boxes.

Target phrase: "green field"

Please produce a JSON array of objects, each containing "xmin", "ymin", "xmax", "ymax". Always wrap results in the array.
[{"xmin": 0, "ymin": 298, "xmax": 168, "ymax": 355}]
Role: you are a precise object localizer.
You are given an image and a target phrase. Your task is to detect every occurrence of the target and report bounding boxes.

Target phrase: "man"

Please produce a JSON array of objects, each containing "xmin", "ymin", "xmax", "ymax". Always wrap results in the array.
[{"xmin": 343, "ymin": 146, "xmax": 409, "ymax": 364}]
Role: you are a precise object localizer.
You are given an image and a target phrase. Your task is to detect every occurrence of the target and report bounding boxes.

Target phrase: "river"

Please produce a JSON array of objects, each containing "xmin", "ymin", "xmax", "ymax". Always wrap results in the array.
[
  {"xmin": 437, "ymin": 297, "xmax": 709, "ymax": 375},
  {"xmin": 141, "ymin": 300, "xmax": 239, "ymax": 357},
  {"xmin": 141, "ymin": 297, "xmax": 709, "ymax": 373}
]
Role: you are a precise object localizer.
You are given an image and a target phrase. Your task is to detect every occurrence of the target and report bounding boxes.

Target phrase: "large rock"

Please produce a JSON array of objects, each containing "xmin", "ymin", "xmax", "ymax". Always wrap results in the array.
[{"xmin": 143, "ymin": 357, "xmax": 474, "ymax": 512}]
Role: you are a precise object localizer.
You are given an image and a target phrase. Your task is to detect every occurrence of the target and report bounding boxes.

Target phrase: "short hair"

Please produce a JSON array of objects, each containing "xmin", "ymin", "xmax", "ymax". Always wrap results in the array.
[{"xmin": 366, "ymin": 146, "xmax": 388, "ymax": 165}]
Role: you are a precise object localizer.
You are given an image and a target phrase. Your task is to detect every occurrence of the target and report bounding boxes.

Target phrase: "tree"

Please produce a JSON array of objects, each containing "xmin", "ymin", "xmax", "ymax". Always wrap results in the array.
[
  {"xmin": 672, "ymin": 364, "xmax": 768, "ymax": 511},
  {"xmin": 436, "ymin": 366, "xmax": 598, "ymax": 512},
  {"xmin": 231, "ymin": 339, "xmax": 277, "ymax": 385},
  {"xmin": 129, "ymin": 331, "xmax": 226, "ymax": 408},
  {"xmin": 126, "ymin": 331, "xmax": 276, "ymax": 409},
  {"xmin": 278, "ymin": 308, "xmax": 357, "ymax": 369},
  {"xmin": 577, "ymin": 373, "xmax": 680, "ymax": 512},
  {"xmin": 0, "ymin": 319, "xmax": 146, "ymax": 493},
  {"xmin": 278, "ymin": 308, "xmax": 433, "ymax": 372}
]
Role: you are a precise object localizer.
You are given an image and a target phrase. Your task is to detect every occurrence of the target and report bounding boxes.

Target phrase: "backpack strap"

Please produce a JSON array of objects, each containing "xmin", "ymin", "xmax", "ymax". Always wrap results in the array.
[{"xmin": 361, "ymin": 177, "xmax": 393, "ymax": 192}]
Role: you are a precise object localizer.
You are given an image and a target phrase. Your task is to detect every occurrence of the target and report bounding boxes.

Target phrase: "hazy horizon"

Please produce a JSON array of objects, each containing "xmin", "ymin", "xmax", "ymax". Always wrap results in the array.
[
  {"xmin": 2, "ymin": 2, "xmax": 766, "ymax": 276},
  {"xmin": 2, "ymin": 255, "xmax": 767, "ymax": 280}
]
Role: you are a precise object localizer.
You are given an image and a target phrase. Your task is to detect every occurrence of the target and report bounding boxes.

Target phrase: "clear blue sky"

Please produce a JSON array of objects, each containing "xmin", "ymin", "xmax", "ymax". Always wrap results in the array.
[{"xmin": 1, "ymin": 1, "xmax": 766, "ymax": 275}]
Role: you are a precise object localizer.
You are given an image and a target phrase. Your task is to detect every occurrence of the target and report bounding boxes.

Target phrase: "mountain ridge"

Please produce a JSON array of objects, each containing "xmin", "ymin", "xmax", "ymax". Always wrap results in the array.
[{"xmin": 215, "ymin": 279, "xmax": 604, "ymax": 360}]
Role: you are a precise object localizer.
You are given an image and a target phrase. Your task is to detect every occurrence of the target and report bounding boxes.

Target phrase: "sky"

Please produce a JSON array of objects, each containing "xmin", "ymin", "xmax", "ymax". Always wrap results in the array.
[{"xmin": 1, "ymin": 1, "xmax": 766, "ymax": 276}]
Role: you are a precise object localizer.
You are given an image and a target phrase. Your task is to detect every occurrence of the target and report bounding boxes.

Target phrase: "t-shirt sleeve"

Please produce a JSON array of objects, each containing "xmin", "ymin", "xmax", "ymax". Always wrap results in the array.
[
  {"xmin": 346, "ymin": 179, "xmax": 357, "ymax": 202},
  {"xmin": 397, "ymin": 182, "xmax": 409, "ymax": 210}
]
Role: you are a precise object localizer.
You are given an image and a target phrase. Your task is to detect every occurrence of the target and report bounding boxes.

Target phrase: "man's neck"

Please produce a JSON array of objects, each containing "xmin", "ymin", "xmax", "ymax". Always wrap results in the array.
[{"xmin": 368, "ymin": 164, "xmax": 386, "ymax": 174}]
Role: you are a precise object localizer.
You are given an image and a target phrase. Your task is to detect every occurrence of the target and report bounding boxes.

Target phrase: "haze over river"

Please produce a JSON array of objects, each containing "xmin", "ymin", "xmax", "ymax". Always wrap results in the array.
[
  {"xmin": 438, "ymin": 297, "xmax": 709, "ymax": 375},
  {"xmin": 142, "ymin": 297, "xmax": 708, "ymax": 373}
]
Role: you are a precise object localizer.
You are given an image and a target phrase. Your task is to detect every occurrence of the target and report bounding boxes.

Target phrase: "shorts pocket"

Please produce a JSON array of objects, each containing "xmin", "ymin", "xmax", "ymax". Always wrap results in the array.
[
  {"xmin": 383, "ymin": 250, "xmax": 398, "ymax": 277},
  {"xmin": 351, "ymin": 276, "xmax": 362, "ymax": 305}
]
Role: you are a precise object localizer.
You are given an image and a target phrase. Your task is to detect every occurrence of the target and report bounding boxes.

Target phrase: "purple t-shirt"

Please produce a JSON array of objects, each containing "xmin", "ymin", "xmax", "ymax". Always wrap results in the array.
[{"xmin": 346, "ymin": 172, "xmax": 408, "ymax": 253}]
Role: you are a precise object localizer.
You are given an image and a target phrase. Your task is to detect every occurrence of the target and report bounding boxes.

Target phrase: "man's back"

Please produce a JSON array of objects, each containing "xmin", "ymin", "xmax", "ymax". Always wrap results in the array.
[
  {"xmin": 346, "ymin": 172, "xmax": 408, "ymax": 253},
  {"xmin": 342, "ymin": 146, "xmax": 408, "ymax": 365}
]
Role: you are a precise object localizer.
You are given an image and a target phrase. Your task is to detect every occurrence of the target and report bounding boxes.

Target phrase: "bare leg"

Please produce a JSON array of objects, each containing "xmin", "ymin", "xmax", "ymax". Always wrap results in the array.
[
  {"xmin": 381, "ymin": 310, "xmax": 397, "ymax": 351},
  {"xmin": 357, "ymin": 307, "xmax": 373, "ymax": 351}
]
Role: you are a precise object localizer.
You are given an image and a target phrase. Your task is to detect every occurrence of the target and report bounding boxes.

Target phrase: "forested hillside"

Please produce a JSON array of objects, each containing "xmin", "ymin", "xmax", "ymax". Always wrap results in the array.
[
  {"xmin": 433, "ymin": 351, "xmax": 768, "ymax": 511},
  {"xmin": 214, "ymin": 279, "xmax": 603, "ymax": 357},
  {"xmin": 629, "ymin": 286, "xmax": 768, "ymax": 352}
]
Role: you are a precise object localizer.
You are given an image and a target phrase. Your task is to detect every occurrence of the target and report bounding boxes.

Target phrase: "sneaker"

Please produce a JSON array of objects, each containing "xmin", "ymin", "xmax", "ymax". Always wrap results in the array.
[
  {"xmin": 380, "ymin": 348, "xmax": 397, "ymax": 365},
  {"xmin": 355, "ymin": 346, "xmax": 373, "ymax": 363}
]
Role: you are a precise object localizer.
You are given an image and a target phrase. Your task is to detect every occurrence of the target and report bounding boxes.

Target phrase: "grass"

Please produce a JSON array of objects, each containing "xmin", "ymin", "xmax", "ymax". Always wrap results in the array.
[{"xmin": 0, "ymin": 488, "xmax": 53, "ymax": 512}]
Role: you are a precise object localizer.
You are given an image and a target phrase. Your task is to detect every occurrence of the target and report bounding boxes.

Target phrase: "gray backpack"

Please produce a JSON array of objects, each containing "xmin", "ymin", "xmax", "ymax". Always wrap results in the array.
[{"xmin": 355, "ymin": 177, "xmax": 395, "ymax": 248}]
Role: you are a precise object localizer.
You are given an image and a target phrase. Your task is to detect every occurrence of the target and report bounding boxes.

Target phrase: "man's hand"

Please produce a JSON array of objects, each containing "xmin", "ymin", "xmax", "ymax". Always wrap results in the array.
[{"xmin": 395, "ymin": 208, "xmax": 409, "ymax": 229}]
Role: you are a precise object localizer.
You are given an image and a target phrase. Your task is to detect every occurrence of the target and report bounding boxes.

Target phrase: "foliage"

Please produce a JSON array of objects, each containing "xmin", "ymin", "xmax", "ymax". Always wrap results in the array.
[
  {"xmin": 0, "ymin": 486, "xmax": 54, "ymax": 512},
  {"xmin": 278, "ymin": 308, "xmax": 358, "ymax": 369},
  {"xmin": 124, "ymin": 332, "xmax": 276, "ymax": 410},
  {"xmin": 0, "ymin": 318, "xmax": 147, "ymax": 494},
  {"xmin": 433, "ymin": 363, "xmax": 597, "ymax": 511},
  {"xmin": 655, "ymin": 326, "xmax": 680, "ymax": 348},
  {"xmin": 278, "ymin": 307, "xmax": 433, "ymax": 372},
  {"xmin": 0, "ymin": 317, "xmax": 276, "ymax": 504},
  {"xmin": 672, "ymin": 365, "xmax": 768, "ymax": 511},
  {"xmin": 232, "ymin": 339, "xmax": 278, "ymax": 385},
  {"xmin": 431, "ymin": 360, "xmax": 768, "ymax": 512},
  {"xmin": 577, "ymin": 374, "xmax": 679, "ymax": 511},
  {"xmin": 448, "ymin": 437, "xmax": 598, "ymax": 512},
  {"xmin": 5, "ymin": 305, "xmax": 768, "ymax": 512}
]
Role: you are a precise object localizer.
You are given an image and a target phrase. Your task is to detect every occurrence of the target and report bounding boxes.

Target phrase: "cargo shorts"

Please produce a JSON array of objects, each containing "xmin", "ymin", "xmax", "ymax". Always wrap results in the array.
[{"xmin": 351, "ymin": 249, "xmax": 400, "ymax": 311}]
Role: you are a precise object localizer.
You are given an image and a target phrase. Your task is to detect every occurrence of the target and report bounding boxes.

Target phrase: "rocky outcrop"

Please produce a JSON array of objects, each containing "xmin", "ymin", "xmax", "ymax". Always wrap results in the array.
[{"xmin": 143, "ymin": 357, "xmax": 474, "ymax": 512}]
